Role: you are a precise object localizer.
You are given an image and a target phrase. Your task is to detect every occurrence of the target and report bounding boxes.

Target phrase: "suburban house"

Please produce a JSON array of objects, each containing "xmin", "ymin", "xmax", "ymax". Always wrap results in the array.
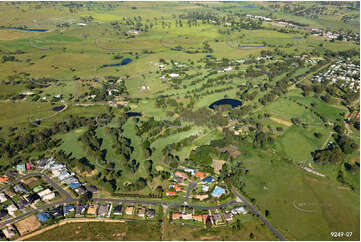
[
  {"xmin": 172, "ymin": 213, "xmax": 182, "ymax": 220},
  {"xmin": 232, "ymin": 206, "xmax": 247, "ymax": 215},
  {"xmin": 15, "ymin": 164, "xmax": 26, "ymax": 172},
  {"xmin": 195, "ymin": 171, "xmax": 207, "ymax": 179},
  {"xmin": 98, "ymin": 203, "xmax": 112, "ymax": 218},
  {"xmin": 17, "ymin": 199, "xmax": 29, "ymax": 209},
  {"xmin": 75, "ymin": 186, "xmax": 87, "ymax": 195},
  {"xmin": 0, "ymin": 193, "xmax": 7, "ymax": 203},
  {"xmin": 138, "ymin": 207, "xmax": 146, "ymax": 217},
  {"xmin": 5, "ymin": 190, "xmax": 16, "ymax": 198},
  {"xmin": 192, "ymin": 214, "xmax": 202, "ymax": 222},
  {"xmin": 175, "ymin": 171, "xmax": 187, "ymax": 179},
  {"xmin": 13, "ymin": 184, "xmax": 28, "ymax": 194},
  {"xmin": 0, "ymin": 176, "xmax": 9, "ymax": 183},
  {"xmin": 69, "ymin": 183, "xmax": 81, "ymax": 190},
  {"xmin": 202, "ymin": 185, "xmax": 209, "ymax": 192},
  {"xmin": 37, "ymin": 212, "xmax": 50, "ymax": 223},
  {"xmin": 63, "ymin": 204, "xmax": 75, "ymax": 216},
  {"xmin": 184, "ymin": 168, "xmax": 196, "ymax": 176},
  {"xmin": 25, "ymin": 193, "xmax": 41, "ymax": 205},
  {"xmin": 49, "ymin": 206, "xmax": 63, "ymax": 219},
  {"xmin": 2, "ymin": 225, "xmax": 17, "ymax": 239},
  {"xmin": 42, "ymin": 192, "xmax": 55, "ymax": 201},
  {"xmin": 0, "ymin": 210, "xmax": 8, "ymax": 220},
  {"xmin": 223, "ymin": 212, "xmax": 233, "ymax": 222},
  {"xmin": 213, "ymin": 213, "xmax": 223, "ymax": 224},
  {"xmin": 113, "ymin": 204, "xmax": 122, "ymax": 215},
  {"xmin": 166, "ymin": 190, "xmax": 176, "ymax": 196},
  {"xmin": 201, "ymin": 176, "xmax": 213, "ymax": 183},
  {"xmin": 87, "ymin": 204, "xmax": 98, "ymax": 215},
  {"xmin": 182, "ymin": 213, "xmax": 192, "ymax": 220},
  {"xmin": 195, "ymin": 194, "xmax": 209, "ymax": 201},
  {"xmin": 147, "ymin": 209, "xmax": 155, "ymax": 218},
  {"xmin": 7, "ymin": 204, "xmax": 18, "ymax": 216},
  {"xmin": 125, "ymin": 206, "xmax": 134, "ymax": 215},
  {"xmin": 211, "ymin": 186, "xmax": 226, "ymax": 198},
  {"xmin": 75, "ymin": 204, "xmax": 87, "ymax": 217},
  {"xmin": 174, "ymin": 184, "xmax": 184, "ymax": 192}
]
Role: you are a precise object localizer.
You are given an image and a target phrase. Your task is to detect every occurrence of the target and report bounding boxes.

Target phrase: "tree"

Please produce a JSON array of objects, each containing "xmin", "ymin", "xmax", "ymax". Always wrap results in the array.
[{"xmin": 79, "ymin": 191, "xmax": 92, "ymax": 204}]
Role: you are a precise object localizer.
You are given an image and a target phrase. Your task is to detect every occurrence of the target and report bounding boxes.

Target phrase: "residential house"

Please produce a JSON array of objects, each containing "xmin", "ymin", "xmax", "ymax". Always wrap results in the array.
[
  {"xmin": 17, "ymin": 199, "xmax": 29, "ymax": 209},
  {"xmin": 125, "ymin": 206, "xmax": 134, "ymax": 215},
  {"xmin": 211, "ymin": 186, "xmax": 226, "ymax": 198},
  {"xmin": 14, "ymin": 184, "xmax": 28, "ymax": 194},
  {"xmin": 223, "ymin": 213, "xmax": 233, "ymax": 222},
  {"xmin": 6, "ymin": 171, "xmax": 18, "ymax": 178},
  {"xmin": 15, "ymin": 164, "xmax": 26, "ymax": 172},
  {"xmin": 25, "ymin": 193, "xmax": 40, "ymax": 205},
  {"xmin": 175, "ymin": 171, "xmax": 187, "ymax": 179},
  {"xmin": 37, "ymin": 212, "xmax": 50, "ymax": 223},
  {"xmin": 49, "ymin": 207, "xmax": 63, "ymax": 219},
  {"xmin": 201, "ymin": 176, "xmax": 213, "ymax": 183},
  {"xmin": 58, "ymin": 171, "xmax": 71, "ymax": 181},
  {"xmin": 175, "ymin": 177, "xmax": 184, "ymax": 184},
  {"xmin": 202, "ymin": 185, "xmax": 209, "ymax": 192},
  {"xmin": 202, "ymin": 214, "xmax": 212, "ymax": 225},
  {"xmin": 7, "ymin": 204, "xmax": 18, "ymax": 216},
  {"xmin": 0, "ymin": 210, "xmax": 8, "ymax": 220},
  {"xmin": 75, "ymin": 204, "xmax": 86, "ymax": 217},
  {"xmin": 113, "ymin": 204, "xmax": 122, "ymax": 215},
  {"xmin": 138, "ymin": 207, "xmax": 146, "ymax": 217},
  {"xmin": 2, "ymin": 225, "xmax": 16, "ymax": 239},
  {"xmin": 184, "ymin": 168, "xmax": 196, "ymax": 176},
  {"xmin": 25, "ymin": 163, "xmax": 32, "ymax": 171},
  {"xmin": 5, "ymin": 190, "xmax": 16, "ymax": 198},
  {"xmin": 75, "ymin": 186, "xmax": 87, "ymax": 195},
  {"xmin": 69, "ymin": 183, "xmax": 81, "ymax": 190},
  {"xmin": 42, "ymin": 192, "xmax": 55, "ymax": 201},
  {"xmin": 174, "ymin": 184, "xmax": 184, "ymax": 192},
  {"xmin": 87, "ymin": 204, "xmax": 98, "ymax": 215},
  {"xmin": 63, "ymin": 204, "xmax": 75, "ymax": 216},
  {"xmin": 98, "ymin": 203, "xmax": 111, "ymax": 218},
  {"xmin": 232, "ymin": 206, "xmax": 247, "ymax": 215},
  {"xmin": 182, "ymin": 213, "xmax": 192, "ymax": 220},
  {"xmin": 192, "ymin": 214, "xmax": 202, "ymax": 222},
  {"xmin": 195, "ymin": 171, "xmax": 207, "ymax": 179},
  {"xmin": 0, "ymin": 176, "xmax": 9, "ymax": 183},
  {"xmin": 172, "ymin": 213, "xmax": 182, "ymax": 220},
  {"xmin": 38, "ymin": 188, "xmax": 52, "ymax": 198},
  {"xmin": 166, "ymin": 190, "xmax": 176, "ymax": 196},
  {"xmin": 213, "ymin": 213, "xmax": 223, "ymax": 224},
  {"xmin": 195, "ymin": 194, "xmax": 209, "ymax": 201},
  {"xmin": 0, "ymin": 193, "xmax": 7, "ymax": 203},
  {"xmin": 147, "ymin": 209, "xmax": 155, "ymax": 218},
  {"xmin": 63, "ymin": 177, "xmax": 79, "ymax": 185}
]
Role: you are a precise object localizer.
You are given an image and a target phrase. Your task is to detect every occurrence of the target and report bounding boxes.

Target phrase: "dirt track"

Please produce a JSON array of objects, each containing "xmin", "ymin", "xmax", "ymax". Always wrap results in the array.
[{"xmin": 16, "ymin": 218, "xmax": 126, "ymax": 241}]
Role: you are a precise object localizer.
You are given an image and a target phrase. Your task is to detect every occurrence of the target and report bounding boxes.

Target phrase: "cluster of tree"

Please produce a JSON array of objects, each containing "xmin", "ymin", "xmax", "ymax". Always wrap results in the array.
[
  {"xmin": 313, "ymin": 146, "xmax": 344, "ymax": 164},
  {"xmin": 253, "ymin": 131, "xmax": 275, "ymax": 148}
]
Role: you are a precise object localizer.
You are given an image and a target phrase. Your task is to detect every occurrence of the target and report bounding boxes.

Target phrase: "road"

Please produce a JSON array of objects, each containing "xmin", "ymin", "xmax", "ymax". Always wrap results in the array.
[
  {"xmin": 231, "ymin": 186, "xmax": 286, "ymax": 241},
  {"xmin": 0, "ymin": 172, "xmax": 239, "ymax": 229},
  {"xmin": 184, "ymin": 180, "xmax": 198, "ymax": 203}
]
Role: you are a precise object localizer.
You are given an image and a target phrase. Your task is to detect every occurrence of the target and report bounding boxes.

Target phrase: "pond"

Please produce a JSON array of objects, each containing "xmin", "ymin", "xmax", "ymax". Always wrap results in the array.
[
  {"xmin": 245, "ymin": 4, "xmax": 259, "ymax": 9},
  {"xmin": 101, "ymin": 58, "xmax": 133, "ymax": 68},
  {"xmin": 205, "ymin": 55, "xmax": 213, "ymax": 58},
  {"xmin": 8, "ymin": 27, "xmax": 48, "ymax": 32},
  {"xmin": 53, "ymin": 105, "xmax": 65, "ymax": 111},
  {"xmin": 126, "ymin": 112, "xmax": 142, "ymax": 117},
  {"xmin": 209, "ymin": 98, "xmax": 242, "ymax": 110},
  {"xmin": 121, "ymin": 58, "xmax": 132, "ymax": 65}
]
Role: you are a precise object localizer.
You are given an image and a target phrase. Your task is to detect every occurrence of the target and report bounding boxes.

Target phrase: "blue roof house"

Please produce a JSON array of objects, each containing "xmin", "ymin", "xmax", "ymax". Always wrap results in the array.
[
  {"xmin": 63, "ymin": 204, "xmax": 75, "ymax": 216},
  {"xmin": 201, "ymin": 176, "xmax": 213, "ymax": 183},
  {"xmin": 69, "ymin": 183, "xmax": 81, "ymax": 189},
  {"xmin": 37, "ymin": 212, "xmax": 50, "ymax": 222},
  {"xmin": 211, "ymin": 186, "xmax": 225, "ymax": 198}
]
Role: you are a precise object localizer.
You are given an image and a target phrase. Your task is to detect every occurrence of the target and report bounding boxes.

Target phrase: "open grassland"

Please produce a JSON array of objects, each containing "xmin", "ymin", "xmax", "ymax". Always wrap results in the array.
[{"xmin": 26, "ymin": 221, "xmax": 162, "ymax": 241}]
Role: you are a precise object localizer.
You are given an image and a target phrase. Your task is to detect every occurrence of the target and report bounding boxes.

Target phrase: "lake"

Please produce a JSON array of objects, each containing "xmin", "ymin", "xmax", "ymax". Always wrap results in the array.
[{"xmin": 209, "ymin": 98, "xmax": 242, "ymax": 110}]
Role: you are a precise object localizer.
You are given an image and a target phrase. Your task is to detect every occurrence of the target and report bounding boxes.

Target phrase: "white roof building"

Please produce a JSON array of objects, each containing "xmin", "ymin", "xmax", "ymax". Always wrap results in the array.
[{"xmin": 0, "ymin": 193, "xmax": 7, "ymax": 203}]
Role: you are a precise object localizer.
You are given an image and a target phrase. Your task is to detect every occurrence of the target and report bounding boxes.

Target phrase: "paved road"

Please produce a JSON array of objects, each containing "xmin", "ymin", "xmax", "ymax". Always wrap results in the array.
[
  {"xmin": 231, "ymin": 186, "xmax": 286, "ymax": 241},
  {"xmin": 184, "ymin": 180, "xmax": 197, "ymax": 203},
  {"xmin": 93, "ymin": 197, "xmax": 237, "ymax": 210}
]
